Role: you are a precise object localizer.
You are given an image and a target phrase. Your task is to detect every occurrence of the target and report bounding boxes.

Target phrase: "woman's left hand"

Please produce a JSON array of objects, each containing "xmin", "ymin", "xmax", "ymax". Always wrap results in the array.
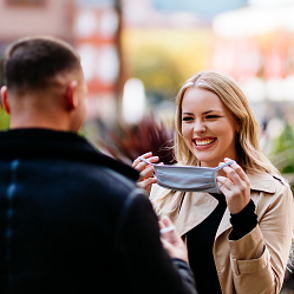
[{"xmin": 216, "ymin": 158, "xmax": 251, "ymax": 214}]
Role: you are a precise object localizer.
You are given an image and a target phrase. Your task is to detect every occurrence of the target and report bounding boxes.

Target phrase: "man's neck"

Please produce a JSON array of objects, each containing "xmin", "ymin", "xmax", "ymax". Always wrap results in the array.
[
  {"xmin": 9, "ymin": 106, "xmax": 73, "ymax": 132},
  {"xmin": 9, "ymin": 115, "xmax": 72, "ymax": 132}
]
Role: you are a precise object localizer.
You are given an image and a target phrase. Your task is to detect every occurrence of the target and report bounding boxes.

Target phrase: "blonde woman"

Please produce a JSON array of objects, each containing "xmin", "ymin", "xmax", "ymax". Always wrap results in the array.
[{"xmin": 133, "ymin": 71, "xmax": 294, "ymax": 294}]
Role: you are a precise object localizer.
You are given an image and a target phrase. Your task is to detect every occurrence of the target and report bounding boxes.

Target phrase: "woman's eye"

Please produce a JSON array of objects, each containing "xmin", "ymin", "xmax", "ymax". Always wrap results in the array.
[
  {"xmin": 206, "ymin": 115, "xmax": 220, "ymax": 119},
  {"xmin": 182, "ymin": 117, "xmax": 193, "ymax": 121}
]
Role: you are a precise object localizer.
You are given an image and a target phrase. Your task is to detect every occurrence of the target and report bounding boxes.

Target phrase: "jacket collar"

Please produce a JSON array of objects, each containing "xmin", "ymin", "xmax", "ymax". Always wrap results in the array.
[
  {"xmin": 0, "ymin": 128, "xmax": 139, "ymax": 181},
  {"xmin": 247, "ymin": 172, "xmax": 276, "ymax": 194}
]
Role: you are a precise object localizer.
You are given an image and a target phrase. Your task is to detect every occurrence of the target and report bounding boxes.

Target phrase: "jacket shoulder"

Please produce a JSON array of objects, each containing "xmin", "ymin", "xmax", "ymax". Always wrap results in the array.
[{"xmin": 248, "ymin": 172, "xmax": 291, "ymax": 194}]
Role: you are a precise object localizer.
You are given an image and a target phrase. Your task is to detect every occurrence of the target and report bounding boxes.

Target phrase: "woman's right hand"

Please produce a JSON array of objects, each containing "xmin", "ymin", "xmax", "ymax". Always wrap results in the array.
[
  {"xmin": 132, "ymin": 152, "xmax": 159, "ymax": 195},
  {"xmin": 159, "ymin": 216, "xmax": 188, "ymax": 263}
]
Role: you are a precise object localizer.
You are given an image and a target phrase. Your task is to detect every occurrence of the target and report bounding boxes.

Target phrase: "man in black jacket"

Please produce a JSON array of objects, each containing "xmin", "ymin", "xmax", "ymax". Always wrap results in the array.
[{"xmin": 0, "ymin": 36, "xmax": 197, "ymax": 294}]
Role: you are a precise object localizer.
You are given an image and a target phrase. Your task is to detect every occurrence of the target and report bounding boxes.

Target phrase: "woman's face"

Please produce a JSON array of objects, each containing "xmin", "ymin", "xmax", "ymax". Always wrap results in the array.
[{"xmin": 181, "ymin": 87, "xmax": 239, "ymax": 168}]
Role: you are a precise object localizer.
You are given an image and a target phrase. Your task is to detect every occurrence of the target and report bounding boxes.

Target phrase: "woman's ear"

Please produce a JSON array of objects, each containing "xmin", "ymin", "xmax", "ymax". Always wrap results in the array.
[
  {"xmin": 1, "ymin": 86, "xmax": 10, "ymax": 115},
  {"xmin": 64, "ymin": 80, "xmax": 78, "ymax": 110}
]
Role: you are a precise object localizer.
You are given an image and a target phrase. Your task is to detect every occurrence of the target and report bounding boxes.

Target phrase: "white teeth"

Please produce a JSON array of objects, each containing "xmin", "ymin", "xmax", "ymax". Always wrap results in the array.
[{"xmin": 195, "ymin": 139, "xmax": 215, "ymax": 146}]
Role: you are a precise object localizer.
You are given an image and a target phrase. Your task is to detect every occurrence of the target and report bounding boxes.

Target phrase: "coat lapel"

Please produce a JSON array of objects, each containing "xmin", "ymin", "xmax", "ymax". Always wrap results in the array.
[
  {"xmin": 216, "ymin": 207, "xmax": 231, "ymax": 238},
  {"xmin": 176, "ymin": 191, "xmax": 219, "ymax": 236},
  {"xmin": 151, "ymin": 184, "xmax": 219, "ymax": 236}
]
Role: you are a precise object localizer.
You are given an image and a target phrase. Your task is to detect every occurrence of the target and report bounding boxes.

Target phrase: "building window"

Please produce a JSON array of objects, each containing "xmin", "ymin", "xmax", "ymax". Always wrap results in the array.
[{"xmin": 6, "ymin": 0, "xmax": 46, "ymax": 6}]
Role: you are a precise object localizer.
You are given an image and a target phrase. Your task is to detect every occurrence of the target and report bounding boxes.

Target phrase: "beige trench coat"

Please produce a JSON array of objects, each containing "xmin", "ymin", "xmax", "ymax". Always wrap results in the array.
[{"xmin": 150, "ymin": 172, "xmax": 294, "ymax": 294}]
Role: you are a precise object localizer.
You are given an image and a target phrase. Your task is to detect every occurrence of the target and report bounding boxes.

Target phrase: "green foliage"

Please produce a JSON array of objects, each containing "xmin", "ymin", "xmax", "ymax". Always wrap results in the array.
[
  {"xmin": 0, "ymin": 106, "xmax": 9, "ymax": 130},
  {"xmin": 268, "ymin": 121, "xmax": 294, "ymax": 189},
  {"xmin": 131, "ymin": 47, "xmax": 185, "ymax": 98},
  {"xmin": 269, "ymin": 122, "xmax": 294, "ymax": 173}
]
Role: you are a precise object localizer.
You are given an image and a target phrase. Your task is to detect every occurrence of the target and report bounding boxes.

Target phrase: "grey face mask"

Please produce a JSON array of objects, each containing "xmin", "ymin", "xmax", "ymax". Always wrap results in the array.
[{"xmin": 139, "ymin": 157, "xmax": 235, "ymax": 194}]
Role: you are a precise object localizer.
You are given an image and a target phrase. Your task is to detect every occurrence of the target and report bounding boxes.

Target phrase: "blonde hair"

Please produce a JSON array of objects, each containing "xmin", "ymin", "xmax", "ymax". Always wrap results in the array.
[{"xmin": 174, "ymin": 71, "xmax": 278, "ymax": 174}]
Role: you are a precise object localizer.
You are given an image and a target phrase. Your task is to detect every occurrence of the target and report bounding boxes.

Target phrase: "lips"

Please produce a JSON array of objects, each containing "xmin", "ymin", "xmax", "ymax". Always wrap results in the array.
[{"xmin": 194, "ymin": 138, "xmax": 216, "ymax": 146}]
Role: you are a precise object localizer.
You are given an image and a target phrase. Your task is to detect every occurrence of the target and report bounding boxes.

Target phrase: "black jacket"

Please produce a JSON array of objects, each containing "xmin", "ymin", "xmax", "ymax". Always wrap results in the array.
[{"xmin": 0, "ymin": 128, "xmax": 196, "ymax": 294}]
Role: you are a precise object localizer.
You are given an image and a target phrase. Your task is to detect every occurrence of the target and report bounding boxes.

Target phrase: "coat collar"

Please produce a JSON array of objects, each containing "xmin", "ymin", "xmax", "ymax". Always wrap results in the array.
[
  {"xmin": 0, "ymin": 128, "xmax": 139, "ymax": 181},
  {"xmin": 247, "ymin": 172, "xmax": 277, "ymax": 194}
]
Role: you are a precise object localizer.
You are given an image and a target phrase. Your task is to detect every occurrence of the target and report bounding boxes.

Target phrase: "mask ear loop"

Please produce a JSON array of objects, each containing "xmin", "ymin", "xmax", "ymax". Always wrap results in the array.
[
  {"xmin": 138, "ymin": 156, "xmax": 157, "ymax": 178},
  {"xmin": 138, "ymin": 156, "xmax": 155, "ymax": 166},
  {"xmin": 215, "ymin": 160, "xmax": 235, "ymax": 171},
  {"xmin": 214, "ymin": 160, "xmax": 235, "ymax": 194}
]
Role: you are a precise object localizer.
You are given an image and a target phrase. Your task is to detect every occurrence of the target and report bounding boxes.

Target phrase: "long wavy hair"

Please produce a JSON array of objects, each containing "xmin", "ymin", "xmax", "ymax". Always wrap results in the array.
[{"xmin": 174, "ymin": 71, "xmax": 278, "ymax": 175}]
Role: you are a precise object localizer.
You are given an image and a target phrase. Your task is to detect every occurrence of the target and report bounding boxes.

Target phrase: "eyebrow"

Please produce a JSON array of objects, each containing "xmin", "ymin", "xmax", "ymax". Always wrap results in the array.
[{"xmin": 182, "ymin": 110, "xmax": 222, "ymax": 115}]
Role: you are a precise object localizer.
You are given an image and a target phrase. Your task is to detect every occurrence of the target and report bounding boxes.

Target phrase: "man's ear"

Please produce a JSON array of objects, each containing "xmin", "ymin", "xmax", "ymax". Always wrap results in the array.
[
  {"xmin": 1, "ymin": 86, "xmax": 10, "ymax": 115},
  {"xmin": 65, "ymin": 81, "xmax": 78, "ymax": 110}
]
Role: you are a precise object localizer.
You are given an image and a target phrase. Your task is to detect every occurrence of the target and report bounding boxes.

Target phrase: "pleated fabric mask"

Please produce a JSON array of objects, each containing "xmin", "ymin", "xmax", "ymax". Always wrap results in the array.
[{"xmin": 138, "ymin": 157, "xmax": 235, "ymax": 194}]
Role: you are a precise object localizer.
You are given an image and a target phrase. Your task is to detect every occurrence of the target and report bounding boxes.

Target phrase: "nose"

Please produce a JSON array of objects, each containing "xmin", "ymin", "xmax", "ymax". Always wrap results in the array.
[{"xmin": 194, "ymin": 120, "xmax": 206, "ymax": 134}]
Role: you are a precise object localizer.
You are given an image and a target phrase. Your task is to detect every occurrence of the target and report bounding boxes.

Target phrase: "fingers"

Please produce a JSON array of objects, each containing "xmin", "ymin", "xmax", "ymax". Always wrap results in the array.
[
  {"xmin": 132, "ymin": 152, "xmax": 160, "ymax": 181},
  {"xmin": 132, "ymin": 152, "xmax": 160, "ymax": 195},
  {"xmin": 139, "ymin": 165, "xmax": 155, "ymax": 180},
  {"xmin": 159, "ymin": 216, "xmax": 174, "ymax": 231},
  {"xmin": 217, "ymin": 176, "xmax": 232, "ymax": 193},
  {"xmin": 159, "ymin": 216, "xmax": 180, "ymax": 242},
  {"xmin": 217, "ymin": 158, "xmax": 251, "ymax": 214},
  {"xmin": 159, "ymin": 216, "xmax": 188, "ymax": 262},
  {"xmin": 223, "ymin": 158, "xmax": 248, "ymax": 182},
  {"xmin": 218, "ymin": 158, "xmax": 250, "ymax": 189},
  {"xmin": 132, "ymin": 152, "xmax": 159, "ymax": 172},
  {"xmin": 137, "ymin": 177, "xmax": 157, "ymax": 190}
]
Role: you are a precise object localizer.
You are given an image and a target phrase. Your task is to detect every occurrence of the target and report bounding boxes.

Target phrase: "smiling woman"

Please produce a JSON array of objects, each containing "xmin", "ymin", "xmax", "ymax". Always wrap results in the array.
[
  {"xmin": 181, "ymin": 87, "xmax": 239, "ymax": 168},
  {"xmin": 132, "ymin": 71, "xmax": 294, "ymax": 294}
]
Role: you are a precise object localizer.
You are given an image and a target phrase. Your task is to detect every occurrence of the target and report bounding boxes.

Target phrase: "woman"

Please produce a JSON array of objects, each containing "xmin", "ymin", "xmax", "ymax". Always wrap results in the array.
[{"xmin": 133, "ymin": 71, "xmax": 294, "ymax": 294}]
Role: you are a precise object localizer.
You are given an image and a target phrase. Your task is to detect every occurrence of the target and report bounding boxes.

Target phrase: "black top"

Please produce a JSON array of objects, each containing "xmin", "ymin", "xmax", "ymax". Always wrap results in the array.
[
  {"xmin": 186, "ymin": 193, "xmax": 226, "ymax": 294},
  {"xmin": 186, "ymin": 193, "xmax": 257, "ymax": 294}
]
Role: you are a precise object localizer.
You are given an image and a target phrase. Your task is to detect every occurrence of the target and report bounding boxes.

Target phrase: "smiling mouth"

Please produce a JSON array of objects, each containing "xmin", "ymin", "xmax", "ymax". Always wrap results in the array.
[{"xmin": 194, "ymin": 138, "xmax": 216, "ymax": 146}]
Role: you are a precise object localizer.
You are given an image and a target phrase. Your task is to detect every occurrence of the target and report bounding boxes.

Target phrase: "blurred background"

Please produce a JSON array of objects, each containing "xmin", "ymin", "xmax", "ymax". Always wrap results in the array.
[
  {"xmin": 1, "ymin": 0, "xmax": 293, "ymax": 171},
  {"xmin": 1, "ymin": 0, "xmax": 294, "ymax": 292}
]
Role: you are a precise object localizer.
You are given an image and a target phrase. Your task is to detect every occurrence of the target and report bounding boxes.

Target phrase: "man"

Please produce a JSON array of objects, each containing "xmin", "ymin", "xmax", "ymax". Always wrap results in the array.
[{"xmin": 0, "ymin": 36, "xmax": 197, "ymax": 294}]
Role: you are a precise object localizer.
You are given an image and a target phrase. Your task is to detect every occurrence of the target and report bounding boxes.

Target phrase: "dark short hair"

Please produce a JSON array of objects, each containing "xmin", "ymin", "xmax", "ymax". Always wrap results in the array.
[{"xmin": 3, "ymin": 35, "xmax": 81, "ymax": 93}]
